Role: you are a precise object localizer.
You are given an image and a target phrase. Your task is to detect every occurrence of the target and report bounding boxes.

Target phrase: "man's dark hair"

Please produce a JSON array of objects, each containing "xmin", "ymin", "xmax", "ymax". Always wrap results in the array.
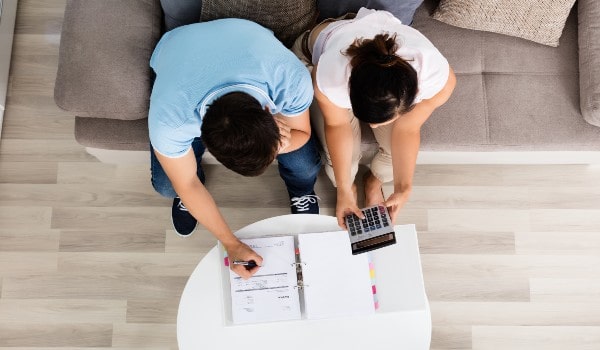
[
  {"xmin": 201, "ymin": 92, "xmax": 279, "ymax": 176},
  {"xmin": 346, "ymin": 33, "xmax": 418, "ymax": 124}
]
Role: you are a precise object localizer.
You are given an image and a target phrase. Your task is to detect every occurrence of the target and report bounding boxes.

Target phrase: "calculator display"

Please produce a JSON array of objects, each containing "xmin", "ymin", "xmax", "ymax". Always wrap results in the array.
[{"xmin": 345, "ymin": 205, "xmax": 397, "ymax": 255}]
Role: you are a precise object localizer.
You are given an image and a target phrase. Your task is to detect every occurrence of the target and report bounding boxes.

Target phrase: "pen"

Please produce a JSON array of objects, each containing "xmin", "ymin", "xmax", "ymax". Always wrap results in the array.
[{"xmin": 232, "ymin": 260, "xmax": 258, "ymax": 270}]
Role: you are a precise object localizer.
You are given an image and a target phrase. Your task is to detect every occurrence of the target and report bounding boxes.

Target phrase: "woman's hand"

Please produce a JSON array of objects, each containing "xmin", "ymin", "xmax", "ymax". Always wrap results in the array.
[
  {"xmin": 335, "ymin": 186, "xmax": 364, "ymax": 229},
  {"xmin": 383, "ymin": 188, "xmax": 412, "ymax": 224},
  {"xmin": 225, "ymin": 240, "xmax": 264, "ymax": 279}
]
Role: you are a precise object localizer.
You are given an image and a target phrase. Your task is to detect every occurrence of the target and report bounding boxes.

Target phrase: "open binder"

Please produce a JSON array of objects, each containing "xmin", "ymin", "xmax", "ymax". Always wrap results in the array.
[{"xmin": 219, "ymin": 231, "xmax": 377, "ymax": 325}]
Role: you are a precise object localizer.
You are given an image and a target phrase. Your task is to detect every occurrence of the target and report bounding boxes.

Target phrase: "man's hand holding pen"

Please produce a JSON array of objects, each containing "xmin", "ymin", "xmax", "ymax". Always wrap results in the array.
[{"xmin": 226, "ymin": 240, "xmax": 263, "ymax": 279}]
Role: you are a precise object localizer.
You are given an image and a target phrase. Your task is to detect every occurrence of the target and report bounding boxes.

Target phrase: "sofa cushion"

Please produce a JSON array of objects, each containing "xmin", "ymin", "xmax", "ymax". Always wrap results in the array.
[
  {"xmin": 486, "ymin": 74, "xmax": 600, "ymax": 151},
  {"xmin": 432, "ymin": 0, "xmax": 576, "ymax": 47},
  {"xmin": 75, "ymin": 117, "xmax": 150, "ymax": 151},
  {"xmin": 316, "ymin": 0, "xmax": 424, "ymax": 25},
  {"xmin": 160, "ymin": 0, "xmax": 203, "ymax": 31},
  {"xmin": 578, "ymin": 0, "xmax": 600, "ymax": 127},
  {"xmin": 420, "ymin": 75, "xmax": 488, "ymax": 150},
  {"xmin": 55, "ymin": 0, "xmax": 162, "ymax": 121},
  {"xmin": 199, "ymin": 0, "xmax": 317, "ymax": 48}
]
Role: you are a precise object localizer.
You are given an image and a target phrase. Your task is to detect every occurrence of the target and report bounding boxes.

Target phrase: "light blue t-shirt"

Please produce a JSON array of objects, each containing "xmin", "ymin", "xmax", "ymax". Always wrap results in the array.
[{"xmin": 148, "ymin": 19, "xmax": 313, "ymax": 158}]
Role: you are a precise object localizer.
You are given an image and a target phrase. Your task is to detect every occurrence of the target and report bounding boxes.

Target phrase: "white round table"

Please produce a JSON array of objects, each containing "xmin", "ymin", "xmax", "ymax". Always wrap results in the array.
[{"xmin": 177, "ymin": 214, "xmax": 431, "ymax": 350}]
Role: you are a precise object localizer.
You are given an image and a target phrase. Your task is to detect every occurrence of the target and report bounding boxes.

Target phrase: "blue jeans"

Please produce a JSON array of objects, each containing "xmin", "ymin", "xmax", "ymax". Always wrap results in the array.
[
  {"xmin": 150, "ymin": 136, "xmax": 321, "ymax": 199},
  {"xmin": 151, "ymin": 138, "xmax": 206, "ymax": 198}
]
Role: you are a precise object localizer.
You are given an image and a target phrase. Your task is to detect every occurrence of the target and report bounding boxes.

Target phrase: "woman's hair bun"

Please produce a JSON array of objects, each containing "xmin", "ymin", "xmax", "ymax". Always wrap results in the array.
[{"xmin": 346, "ymin": 33, "xmax": 402, "ymax": 68}]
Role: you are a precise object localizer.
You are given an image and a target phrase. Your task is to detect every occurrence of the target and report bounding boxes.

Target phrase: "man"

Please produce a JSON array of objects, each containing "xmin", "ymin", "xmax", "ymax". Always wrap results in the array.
[{"xmin": 149, "ymin": 19, "xmax": 321, "ymax": 279}]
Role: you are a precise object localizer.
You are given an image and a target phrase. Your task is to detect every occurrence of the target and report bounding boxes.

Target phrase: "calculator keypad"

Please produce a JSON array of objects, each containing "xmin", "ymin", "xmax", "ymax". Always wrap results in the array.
[{"xmin": 345, "ymin": 205, "xmax": 391, "ymax": 239}]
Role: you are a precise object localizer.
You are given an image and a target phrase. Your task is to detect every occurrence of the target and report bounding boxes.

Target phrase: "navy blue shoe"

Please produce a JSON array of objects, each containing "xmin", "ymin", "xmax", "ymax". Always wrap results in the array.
[
  {"xmin": 172, "ymin": 197, "xmax": 197, "ymax": 236},
  {"xmin": 290, "ymin": 192, "xmax": 320, "ymax": 214}
]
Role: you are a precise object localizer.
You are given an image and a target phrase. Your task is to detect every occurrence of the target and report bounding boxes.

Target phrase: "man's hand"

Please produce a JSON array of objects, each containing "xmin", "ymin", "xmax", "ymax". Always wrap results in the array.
[
  {"xmin": 225, "ymin": 240, "xmax": 264, "ymax": 279},
  {"xmin": 274, "ymin": 115, "xmax": 291, "ymax": 154}
]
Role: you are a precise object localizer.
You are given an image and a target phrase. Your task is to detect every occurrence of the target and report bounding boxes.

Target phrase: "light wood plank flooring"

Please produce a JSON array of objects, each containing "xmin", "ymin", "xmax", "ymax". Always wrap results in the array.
[{"xmin": 1, "ymin": 0, "xmax": 600, "ymax": 349}]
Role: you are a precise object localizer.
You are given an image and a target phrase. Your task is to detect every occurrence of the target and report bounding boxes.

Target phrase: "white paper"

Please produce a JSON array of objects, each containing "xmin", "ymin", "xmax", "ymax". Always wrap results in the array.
[
  {"xmin": 229, "ymin": 236, "xmax": 301, "ymax": 324},
  {"xmin": 298, "ymin": 231, "xmax": 375, "ymax": 319}
]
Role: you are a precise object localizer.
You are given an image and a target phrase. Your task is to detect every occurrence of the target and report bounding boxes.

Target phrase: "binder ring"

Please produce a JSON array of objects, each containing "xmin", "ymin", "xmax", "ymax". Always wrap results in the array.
[
  {"xmin": 294, "ymin": 281, "xmax": 309, "ymax": 290},
  {"xmin": 291, "ymin": 262, "xmax": 306, "ymax": 273}
]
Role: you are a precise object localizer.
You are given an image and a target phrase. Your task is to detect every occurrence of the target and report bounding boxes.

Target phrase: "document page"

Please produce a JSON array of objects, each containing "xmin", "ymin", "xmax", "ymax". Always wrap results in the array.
[
  {"xmin": 229, "ymin": 236, "xmax": 301, "ymax": 324},
  {"xmin": 298, "ymin": 231, "xmax": 375, "ymax": 319}
]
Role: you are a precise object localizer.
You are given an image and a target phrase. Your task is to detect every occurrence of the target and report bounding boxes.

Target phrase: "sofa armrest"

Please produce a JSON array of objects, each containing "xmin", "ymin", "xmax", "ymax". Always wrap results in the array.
[
  {"xmin": 578, "ymin": 0, "xmax": 600, "ymax": 127},
  {"xmin": 55, "ymin": 0, "xmax": 163, "ymax": 120}
]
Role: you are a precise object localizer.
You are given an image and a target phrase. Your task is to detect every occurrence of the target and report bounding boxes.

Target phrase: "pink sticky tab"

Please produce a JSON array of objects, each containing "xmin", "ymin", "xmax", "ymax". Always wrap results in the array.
[
  {"xmin": 224, "ymin": 257, "xmax": 229, "ymax": 267},
  {"xmin": 372, "ymin": 285, "xmax": 377, "ymax": 294},
  {"xmin": 374, "ymin": 301, "xmax": 380, "ymax": 310},
  {"xmin": 369, "ymin": 262, "xmax": 374, "ymax": 270}
]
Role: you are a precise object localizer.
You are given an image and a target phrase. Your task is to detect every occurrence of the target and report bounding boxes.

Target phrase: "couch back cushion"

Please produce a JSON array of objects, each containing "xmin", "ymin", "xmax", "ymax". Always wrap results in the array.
[
  {"xmin": 199, "ymin": 0, "xmax": 317, "ymax": 48},
  {"xmin": 160, "ymin": 0, "xmax": 203, "ymax": 31},
  {"xmin": 317, "ymin": 0, "xmax": 424, "ymax": 25}
]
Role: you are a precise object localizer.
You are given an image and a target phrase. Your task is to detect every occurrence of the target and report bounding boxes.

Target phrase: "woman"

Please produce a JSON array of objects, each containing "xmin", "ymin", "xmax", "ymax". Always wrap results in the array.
[{"xmin": 294, "ymin": 8, "xmax": 456, "ymax": 227}]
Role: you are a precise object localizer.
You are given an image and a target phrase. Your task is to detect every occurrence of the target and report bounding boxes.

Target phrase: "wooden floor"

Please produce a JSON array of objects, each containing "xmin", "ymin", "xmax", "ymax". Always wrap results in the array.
[{"xmin": 1, "ymin": 0, "xmax": 600, "ymax": 349}]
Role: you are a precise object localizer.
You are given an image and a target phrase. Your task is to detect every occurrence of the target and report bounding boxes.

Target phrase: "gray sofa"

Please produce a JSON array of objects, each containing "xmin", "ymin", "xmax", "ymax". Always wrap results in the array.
[{"xmin": 54, "ymin": 0, "xmax": 600, "ymax": 164}]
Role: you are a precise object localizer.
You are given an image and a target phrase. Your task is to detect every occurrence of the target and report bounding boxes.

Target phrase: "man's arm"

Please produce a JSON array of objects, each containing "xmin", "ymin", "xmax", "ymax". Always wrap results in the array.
[
  {"xmin": 385, "ymin": 68, "xmax": 457, "ymax": 221},
  {"xmin": 274, "ymin": 108, "xmax": 311, "ymax": 154},
  {"xmin": 154, "ymin": 148, "xmax": 263, "ymax": 279}
]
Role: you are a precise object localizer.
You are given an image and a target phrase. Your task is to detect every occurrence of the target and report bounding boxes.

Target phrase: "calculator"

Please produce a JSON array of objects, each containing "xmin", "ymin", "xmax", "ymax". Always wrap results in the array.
[{"xmin": 345, "ymin": 204, "xmax": 397, "ymax": 255}]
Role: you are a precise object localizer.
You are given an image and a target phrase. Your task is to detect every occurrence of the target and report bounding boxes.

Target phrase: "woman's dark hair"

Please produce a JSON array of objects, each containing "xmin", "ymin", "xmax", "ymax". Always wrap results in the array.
[
  {"xmin": 201, "ymin": 92, "xmax": 279, "ymax": 177},
  {"xmin": 346, "ymin": 33, "xmax": 418, "ymax": 124}
]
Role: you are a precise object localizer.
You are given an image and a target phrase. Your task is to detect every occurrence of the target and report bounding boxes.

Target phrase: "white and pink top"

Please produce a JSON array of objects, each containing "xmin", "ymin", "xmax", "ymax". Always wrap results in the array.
[{"xmin": 312, "ymin": 8, "xmax": 450, "ymax": 108}]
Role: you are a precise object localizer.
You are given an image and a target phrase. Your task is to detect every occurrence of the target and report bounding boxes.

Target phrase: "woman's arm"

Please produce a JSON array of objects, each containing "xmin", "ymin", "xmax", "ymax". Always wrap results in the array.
[
  {"xmin": 386, "ymin": 68, "xmax": 457, "ymax": 221},
  {"xmin": 313, "ymin": 66, "xmax": 364, "ymax": 227}
]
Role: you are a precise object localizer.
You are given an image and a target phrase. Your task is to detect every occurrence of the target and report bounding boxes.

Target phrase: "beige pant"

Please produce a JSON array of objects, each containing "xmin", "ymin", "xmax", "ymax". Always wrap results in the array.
[
  {"xmin": 291, "ymin": 34, "xmax": 395, "ymax": 187},
  {"xmin": 309, "ymin": 102, "xmax": 395, "ymax": 187}
]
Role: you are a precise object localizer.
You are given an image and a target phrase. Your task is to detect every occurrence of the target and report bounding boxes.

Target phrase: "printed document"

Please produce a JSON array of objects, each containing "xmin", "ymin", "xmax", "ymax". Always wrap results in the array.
[{"xmin": 229, "ymin": 236, "xmax": 301, "ymax": 324}]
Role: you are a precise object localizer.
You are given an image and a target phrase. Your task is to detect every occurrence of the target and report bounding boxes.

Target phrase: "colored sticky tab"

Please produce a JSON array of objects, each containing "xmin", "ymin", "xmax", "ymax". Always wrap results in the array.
[
  {"xmin": 368, "ymin": 256, "xmax": 378, "ymax": 310},
  {"xmin": 222, "ymin": 246, "xmax": 229, "ymax": 266}
]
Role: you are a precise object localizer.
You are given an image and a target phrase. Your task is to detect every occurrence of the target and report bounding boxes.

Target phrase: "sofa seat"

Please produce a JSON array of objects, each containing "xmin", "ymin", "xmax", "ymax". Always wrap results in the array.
[{"xmin": 413, "ymin": 0, "xmax": 600, "ymax": 152}]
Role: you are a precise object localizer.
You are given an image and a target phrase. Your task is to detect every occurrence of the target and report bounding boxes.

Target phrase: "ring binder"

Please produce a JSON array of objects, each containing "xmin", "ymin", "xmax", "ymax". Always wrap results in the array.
[{"xmin": 223, "ymin": 232, "xmax": 377, "ymax": 324}]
